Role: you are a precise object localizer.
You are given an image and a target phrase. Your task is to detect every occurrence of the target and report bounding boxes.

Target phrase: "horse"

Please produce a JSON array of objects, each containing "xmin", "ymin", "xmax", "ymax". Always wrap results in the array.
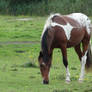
[{"xmin": 38, "ymin": 13, "xmax": 92, "ymax": 84}]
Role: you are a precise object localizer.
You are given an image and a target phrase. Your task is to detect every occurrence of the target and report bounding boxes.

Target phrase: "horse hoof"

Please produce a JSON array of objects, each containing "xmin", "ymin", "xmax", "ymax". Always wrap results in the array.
[
  {"xmin": 43, "ymin": 80, "xmax": 49, "ymax": 84},
  {"xmin": 66, "ymin": 80, "xmax": 70, "ymax": 84}
]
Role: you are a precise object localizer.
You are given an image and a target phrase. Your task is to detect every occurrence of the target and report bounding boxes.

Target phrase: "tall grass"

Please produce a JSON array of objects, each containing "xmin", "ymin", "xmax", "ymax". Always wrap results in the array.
[{"xmin": 0, "ymin": 0, "xmax": 92, "ymax": 15}]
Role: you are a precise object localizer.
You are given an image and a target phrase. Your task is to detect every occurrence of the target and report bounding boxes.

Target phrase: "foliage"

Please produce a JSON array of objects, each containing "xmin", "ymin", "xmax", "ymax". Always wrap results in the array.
[{"xmin": 0, "ymin": 0, "xmax": 92, "ymax": 15}]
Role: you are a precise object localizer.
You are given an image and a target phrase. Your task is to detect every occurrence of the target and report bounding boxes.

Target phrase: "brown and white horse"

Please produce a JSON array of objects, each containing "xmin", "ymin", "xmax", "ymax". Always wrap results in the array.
[{"xmin": 38, "ymin": 13, "xmax": 92, "ymax": 84}]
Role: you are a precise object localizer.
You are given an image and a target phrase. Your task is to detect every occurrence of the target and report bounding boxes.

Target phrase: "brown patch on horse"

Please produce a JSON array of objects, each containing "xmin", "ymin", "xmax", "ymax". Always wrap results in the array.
[
  {"xmin": 52, "ymin": 16, "xmax": 67, "ymax": 25},
  {"xmin": 51, "ymin": 26, "xmax": 67, "ymax": 48},
  {"xmin": 63, "ymin": 16, "xmax": 81, "ymax": 28},
  {"xmin": 67, "ymin": 27, "xmax": 85, "ymax": 47}
]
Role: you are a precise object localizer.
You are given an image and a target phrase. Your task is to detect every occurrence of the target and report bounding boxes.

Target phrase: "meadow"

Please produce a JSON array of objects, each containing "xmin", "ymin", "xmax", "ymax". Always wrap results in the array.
[{"xmin": 0, "ymin": 15, "xmax": 92, "ymax": 92}]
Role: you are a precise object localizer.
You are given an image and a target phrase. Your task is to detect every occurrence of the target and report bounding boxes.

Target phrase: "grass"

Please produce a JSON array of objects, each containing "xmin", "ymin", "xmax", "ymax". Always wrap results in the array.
[
  {"xmin": 0, "ymin": 15, "xmax": 92, "ymax": 92},
  {"xmin": 0, "ymin": 15, "xmax": 46, "ymax": 42}
]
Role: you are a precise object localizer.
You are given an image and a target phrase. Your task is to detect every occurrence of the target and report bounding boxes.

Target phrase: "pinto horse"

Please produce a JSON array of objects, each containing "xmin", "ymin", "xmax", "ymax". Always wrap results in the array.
[{"xmin": 38, "ymin": 13, "xmax": 92, "ymax": 84}]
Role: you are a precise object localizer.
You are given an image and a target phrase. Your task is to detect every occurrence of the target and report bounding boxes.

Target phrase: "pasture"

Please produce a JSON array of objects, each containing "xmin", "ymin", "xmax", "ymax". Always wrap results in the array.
[{"xmin": 0, "ymin": 15, "xmax": 92, "ymax": 92}]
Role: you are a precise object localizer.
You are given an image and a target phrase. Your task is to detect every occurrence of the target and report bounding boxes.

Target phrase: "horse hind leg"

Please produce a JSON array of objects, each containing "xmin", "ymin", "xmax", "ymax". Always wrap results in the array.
[
  {"xmin": 79, "ymin": 41, "xmax": 89, "ymax": 82},
  {"xmin": 74, "ymin": 44, "xmax": 84, "ymax": 82},
  {"xmin": 74, "ymin": 44, "xmax": 83, "ymax": 61},
  {"xmin": 61, "ymin": 45, "xmax": 70, "ymax": 83}
]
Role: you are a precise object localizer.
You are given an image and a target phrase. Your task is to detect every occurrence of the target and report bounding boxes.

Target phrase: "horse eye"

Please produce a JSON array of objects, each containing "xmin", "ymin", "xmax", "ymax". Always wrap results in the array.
[
  {"xmin": 40, "ymin": 64, "xmax": 43, "ymax": 67},
  {"xmin": 40, "ymin": 64, "xmax": 44, "ymax": 67}
]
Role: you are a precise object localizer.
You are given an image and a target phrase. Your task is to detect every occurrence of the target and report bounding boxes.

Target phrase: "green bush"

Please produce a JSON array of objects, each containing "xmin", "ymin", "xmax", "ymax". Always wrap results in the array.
[{"xmin": 0, "ymin": 0, "xmax": 92, "ymax": 16}]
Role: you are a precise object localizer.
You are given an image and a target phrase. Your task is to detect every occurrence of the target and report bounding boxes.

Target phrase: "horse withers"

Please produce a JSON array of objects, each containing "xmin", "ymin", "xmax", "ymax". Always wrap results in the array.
[{"xmin": 38, "ymin": 13, "xmax": 92, "ymax": 84}]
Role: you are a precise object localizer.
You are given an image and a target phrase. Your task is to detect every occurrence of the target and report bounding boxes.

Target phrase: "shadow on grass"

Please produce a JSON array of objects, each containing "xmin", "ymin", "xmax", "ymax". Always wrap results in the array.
[
  {"xmin": 53, "ymin": 89, "xmax": 72, "ymax": 92},
  {"xmin": 52, "ymin": 74, "xmax": 65, "ymax": 81},
  {"xmin": 70, "ymin": 67, "xmax": 77, "ymax": 70},
  {"xmin": 11, "ymin": 62, "xmax": 38, "ymax": 71},
  {"xmin": 84, "ymin": 88, "xmax": 92, "ymax": 92},
  {"xmin": 15, "ymin": 50, "xmax": 26, "ymax": 53},
  {"xmin": 71, "ymin": 76, "xmax": 77, "ymax": 81},
  {"xmin": 20, "ymin": 62, "xmax": 38, "ymax": 68}
]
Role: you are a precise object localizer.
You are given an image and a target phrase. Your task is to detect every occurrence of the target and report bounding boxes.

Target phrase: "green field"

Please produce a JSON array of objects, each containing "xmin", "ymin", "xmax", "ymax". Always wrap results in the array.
[{"xmin": 0, "ymin": 15, "xmax": 92, "ymax": 92}]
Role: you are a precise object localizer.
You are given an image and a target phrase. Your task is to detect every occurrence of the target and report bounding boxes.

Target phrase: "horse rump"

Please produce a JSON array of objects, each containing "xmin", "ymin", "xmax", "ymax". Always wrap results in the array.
[{"xmin": 85, "ymin": 44, "xmax": 92, "ymax": 72}]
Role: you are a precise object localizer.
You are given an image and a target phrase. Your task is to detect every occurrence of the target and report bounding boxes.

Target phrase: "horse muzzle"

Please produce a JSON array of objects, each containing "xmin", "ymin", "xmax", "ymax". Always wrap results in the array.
[{"xmin": 43, "ymin": 80, "xmax": 49, "ymax": 84}]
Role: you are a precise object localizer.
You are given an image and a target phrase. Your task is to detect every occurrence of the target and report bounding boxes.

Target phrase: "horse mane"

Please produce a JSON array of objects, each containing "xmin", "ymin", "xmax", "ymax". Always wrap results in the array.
[{"xmin": 41, "ymin": 28, "xmax": 49, "ymax": 63}]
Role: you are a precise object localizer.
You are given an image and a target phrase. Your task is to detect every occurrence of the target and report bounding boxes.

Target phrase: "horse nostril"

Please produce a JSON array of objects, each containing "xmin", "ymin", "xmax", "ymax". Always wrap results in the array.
[{"xmin": 43, "ymin": 80, "xmax": 49, "ymax": 84}]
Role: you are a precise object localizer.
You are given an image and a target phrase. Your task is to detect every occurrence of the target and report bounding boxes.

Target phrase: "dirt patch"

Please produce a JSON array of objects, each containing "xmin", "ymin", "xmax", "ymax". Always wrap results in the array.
[
  {"xmin": 15, "ymin": 18, "xmax": 33, "ymax": 21},
  {"xmin": 0, "ymin": 41, "xmax": 40, "ymax": 45},
  {"xmin": 8, "ymin": 18, "xmax": 33, "ymax": 21}
]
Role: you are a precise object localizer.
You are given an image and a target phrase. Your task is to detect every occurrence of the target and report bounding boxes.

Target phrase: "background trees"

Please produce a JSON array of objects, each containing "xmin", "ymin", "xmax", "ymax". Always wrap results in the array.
[{"xmin": 0, "ymin": 0, "xmax": 92, "ymax": 16}]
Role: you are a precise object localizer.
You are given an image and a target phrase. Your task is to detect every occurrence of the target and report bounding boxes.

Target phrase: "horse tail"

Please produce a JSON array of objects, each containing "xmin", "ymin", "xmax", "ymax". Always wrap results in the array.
[{"xmin": 85, "ymin": 41, "xmax": 92, "ymax": 72}]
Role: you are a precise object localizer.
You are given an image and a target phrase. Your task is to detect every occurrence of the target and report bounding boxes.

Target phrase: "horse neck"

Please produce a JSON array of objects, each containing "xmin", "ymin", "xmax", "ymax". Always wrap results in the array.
[{"xmin": 41, "ymin": 28, "xmax": 54, "ymax": 59}]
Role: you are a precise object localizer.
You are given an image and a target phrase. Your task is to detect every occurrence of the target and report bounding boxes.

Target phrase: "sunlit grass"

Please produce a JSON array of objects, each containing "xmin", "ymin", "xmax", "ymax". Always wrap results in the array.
[{"xmin": 0, "ymin": 15, "xmax": 46, "ymax": 42}]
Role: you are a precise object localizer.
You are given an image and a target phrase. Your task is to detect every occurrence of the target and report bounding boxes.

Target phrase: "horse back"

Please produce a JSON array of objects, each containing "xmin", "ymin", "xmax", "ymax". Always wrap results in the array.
[{"xmin": 52, "ymin": 15, "xmax": 81, "ymax": 28}]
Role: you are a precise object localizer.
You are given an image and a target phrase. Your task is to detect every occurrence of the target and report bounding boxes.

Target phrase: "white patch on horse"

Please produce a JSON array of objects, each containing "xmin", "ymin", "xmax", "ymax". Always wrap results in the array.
[
  {"xmin": 79, "ymin": 51, "xmax": 87, "ymax": 81},
  {"xmin": 41, "ymin": 13, "xmax": 61, "ymax": 38},
  {"xmin": 66, "ymin": 67, "xmax": 70, "ymax": 82},
  {"xmin": 68, "ymin": 13, "xmax": 91, "ymax": 34},
  {"xmin": 51, "ymin": 22, "xmax": 73, "ymax": 40}
]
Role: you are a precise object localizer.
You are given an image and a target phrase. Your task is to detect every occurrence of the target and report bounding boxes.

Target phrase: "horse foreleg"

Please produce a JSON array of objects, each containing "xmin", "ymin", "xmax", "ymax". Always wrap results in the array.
[{"xmin": 61, "ymin": 45, "xmax": 70, "ymax": 83}]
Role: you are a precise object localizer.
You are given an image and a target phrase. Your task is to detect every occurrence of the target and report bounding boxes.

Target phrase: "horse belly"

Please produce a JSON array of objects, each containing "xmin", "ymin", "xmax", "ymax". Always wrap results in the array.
[{"xmin": 67, "ymin": 28, "xmax": 85, "ymax": 48}]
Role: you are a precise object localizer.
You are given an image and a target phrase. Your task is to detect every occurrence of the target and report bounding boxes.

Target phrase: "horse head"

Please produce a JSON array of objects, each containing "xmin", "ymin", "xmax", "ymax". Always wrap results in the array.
[{"xmin": 38, "ymin": 51, "xmax": 52, "ymax": 84}]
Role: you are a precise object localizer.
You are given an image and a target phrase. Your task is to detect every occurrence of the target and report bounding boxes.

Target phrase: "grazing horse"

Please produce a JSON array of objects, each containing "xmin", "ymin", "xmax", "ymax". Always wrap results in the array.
[{"xmin": 38, "ymin": 13, "xmax": 92, "ymax": 84}]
